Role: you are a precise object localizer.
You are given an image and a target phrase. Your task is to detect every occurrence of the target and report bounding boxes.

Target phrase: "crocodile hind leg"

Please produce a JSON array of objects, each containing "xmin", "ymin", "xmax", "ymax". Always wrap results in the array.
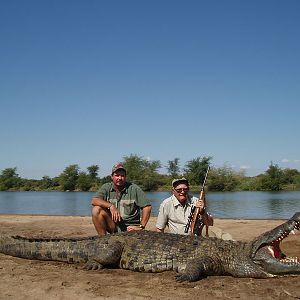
[
  {"xmin": 176, "ymin": 257, "xmax": 223, "ymax": 282},
  {"xmin": 83, "ymin": 240, "xmax": 123, "ymax": 271}
]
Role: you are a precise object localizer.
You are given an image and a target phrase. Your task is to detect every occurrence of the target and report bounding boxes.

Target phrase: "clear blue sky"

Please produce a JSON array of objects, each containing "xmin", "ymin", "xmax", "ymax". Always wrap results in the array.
[{"xmin": 1, "ymin": 0, "xmax": 299, "ymax": 179}]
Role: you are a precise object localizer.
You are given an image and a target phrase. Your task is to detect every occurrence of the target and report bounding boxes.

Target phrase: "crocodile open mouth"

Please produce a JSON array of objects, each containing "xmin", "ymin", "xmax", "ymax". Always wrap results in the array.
[{"xmin": 264, "ymin": 219, "xmax": 300, "ymax": 265}]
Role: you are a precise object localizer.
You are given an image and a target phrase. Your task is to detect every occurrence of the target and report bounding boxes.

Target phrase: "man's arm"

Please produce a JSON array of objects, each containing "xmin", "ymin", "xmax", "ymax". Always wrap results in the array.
[
  {"xmin": 155, "ymin": 202, "xmax": 168, "ymax": 233},
  {"xmin": 127, "ymin": 205, "xmax": 152, "ymax": 231},
  {"xmin": 195, "ymin": 198, "xmax": 214, "ymax": 226},
  {"xmin": 140, "ymin": 205, "xmax": 151, "ymax": 227},
  {"xmin": 92, "ymin": 196, "xmax": 112, "ymax": 209},
  {"xmin": 91, "ymin": 196, "xmax": 121, "ymax": 223}
]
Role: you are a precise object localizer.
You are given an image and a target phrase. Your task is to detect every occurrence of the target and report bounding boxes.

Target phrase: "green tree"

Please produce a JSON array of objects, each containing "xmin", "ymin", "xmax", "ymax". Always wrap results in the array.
[
  {"xmin": 208, "ymin": 165, "xmax": 241, "ymax": 191},
  {"xmin": 261, "ymin": 162, "xmax": 284, "ymax": 191},
  {"xmin": 39, "ymin": 176, "xmax": 54, "ymax": 190},
  {"xmin": 87, "ymin": 165, "xmax": 99, "ymax": 180},
  {"xmin": 167, "ymin": 158, "xmax": 180, "ymax": 178},
  {"xmin": 76, "ymin": 172, "xmax": 92, "ymax": 191},
  {"xmin": 142, "ymin": 160, "xmax": 162, "ymax": 191},
  {"xmin": 58, "ymin": 164, "xmax": 80, "ymax": 191},
  {"xmin": 122, "ymin": 154, "xmax": 162, "ymax": 191},
  {"xmin": 51, "ymin": 177, "xmax": 61, "ymax": 190},
  {"xmin": 86, "ymin": 165, "xmax": 100, "ymax": 191},
  {"xmin": 282, "ymin": 168, "xmax": 300, "ymax": 184},
  {"xmin": 0, "ymin": 167, "xmax": 21, "ymax": 190},
  {"xmin": 183, "ymin": 156, "xmax": 212, "ymax": 186},
  {"xmin": 122, "ymin": 154, "xmax": 145, "ymax": 182},
  {"xmin": 292, "ymin": 174, "xmax": 300, "ymax": 189},
  {"xmin": 19, "ymin": 178, "xmax": 40, "ymax": 191},
  {"xmin": 99, "ymin": 175, "xmax": 112, "ymax": 186},
  {"xmin": 238, "ymin": 176, "xmax": 262, "ymax": 191}
]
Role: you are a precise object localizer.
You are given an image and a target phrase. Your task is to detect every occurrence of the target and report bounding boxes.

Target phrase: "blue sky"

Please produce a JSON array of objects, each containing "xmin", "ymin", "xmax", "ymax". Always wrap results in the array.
[{"xmin": 1, "ymin": 0, "xmax": 300, "ymax": 179}]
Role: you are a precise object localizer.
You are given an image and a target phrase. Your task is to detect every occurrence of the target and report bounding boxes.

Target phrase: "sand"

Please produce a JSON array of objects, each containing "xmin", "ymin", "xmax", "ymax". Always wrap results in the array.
[{"xmin": 0, "ymin": 214, "xmax": 299, "ymax": 300}]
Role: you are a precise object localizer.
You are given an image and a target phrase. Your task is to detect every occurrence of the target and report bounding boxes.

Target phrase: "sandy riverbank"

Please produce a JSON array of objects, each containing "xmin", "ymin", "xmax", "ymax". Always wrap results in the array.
[{"xmin": 0, "ymin": 215, "xmax": 299, "ymax": 299}]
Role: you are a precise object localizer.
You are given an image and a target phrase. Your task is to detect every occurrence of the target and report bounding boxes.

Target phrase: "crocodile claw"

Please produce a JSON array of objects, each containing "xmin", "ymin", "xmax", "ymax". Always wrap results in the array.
[
  {"xmin": 175, "ymin": 273, "xmax": 193, "ymax": 282},
  {"xmin": 83, "ymin": 260, "xmax": 104, "ymax": 271}
]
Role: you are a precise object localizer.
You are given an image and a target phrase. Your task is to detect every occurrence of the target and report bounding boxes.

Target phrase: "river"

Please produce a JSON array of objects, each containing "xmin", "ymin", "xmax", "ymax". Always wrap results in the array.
[{"xmin": 0, "ymin": 191, "xmax": 299, "ymax": 219}]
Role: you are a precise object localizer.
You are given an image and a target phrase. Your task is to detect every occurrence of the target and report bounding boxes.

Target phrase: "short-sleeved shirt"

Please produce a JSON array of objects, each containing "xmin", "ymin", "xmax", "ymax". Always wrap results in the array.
[
  {"xmin": 95, "ymin": 182, "xmax": 151, "ymax": 226},
  {"xmin": 156, "ymin": 194, "xmax": 198, "ymax": 235}
]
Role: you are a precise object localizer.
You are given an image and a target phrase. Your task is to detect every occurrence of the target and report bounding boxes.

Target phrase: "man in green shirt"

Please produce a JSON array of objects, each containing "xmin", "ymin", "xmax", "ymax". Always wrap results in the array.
[{"xmin": 91, "ymin": 163, "xmax": 152, "ymax": 235}]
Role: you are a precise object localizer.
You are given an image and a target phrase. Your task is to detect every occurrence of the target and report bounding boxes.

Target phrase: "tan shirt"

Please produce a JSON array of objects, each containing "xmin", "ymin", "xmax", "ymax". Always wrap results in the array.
[{"xmin": 156, "ymin": 194, "xmax": 198, "ymax": 234}]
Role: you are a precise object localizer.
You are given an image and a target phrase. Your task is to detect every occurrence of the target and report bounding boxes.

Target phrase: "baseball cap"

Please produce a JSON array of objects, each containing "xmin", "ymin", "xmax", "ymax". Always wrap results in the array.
[
  {"xmin": 172, "ymin": 178, "xmax": 189, "ymax": 188},
  {"xmin": 111, "ymin": 163, "xmax": 126, "ymax": 174}
]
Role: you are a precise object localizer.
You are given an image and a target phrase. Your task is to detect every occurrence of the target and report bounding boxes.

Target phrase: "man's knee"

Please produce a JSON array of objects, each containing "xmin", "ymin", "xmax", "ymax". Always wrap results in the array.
[
  {"xmin": 91, "ymin": 205, "xmax": 101, "ymax": 217},
  {"xmin": 92, "ymin": 206, "xmax": 109, "ymax": 219}
]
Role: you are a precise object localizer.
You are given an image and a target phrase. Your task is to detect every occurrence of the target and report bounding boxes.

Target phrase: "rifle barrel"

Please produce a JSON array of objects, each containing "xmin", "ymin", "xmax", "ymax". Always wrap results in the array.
[{"xmin": 202, "ymin": 166, "xmax": 210, "ymax": 190}]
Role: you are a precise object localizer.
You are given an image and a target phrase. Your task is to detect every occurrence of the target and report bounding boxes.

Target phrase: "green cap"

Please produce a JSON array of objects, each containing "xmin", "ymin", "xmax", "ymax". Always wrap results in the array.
[{"xmin": 172, "ymin": 178, "xmax": 189, "ymax": 187}]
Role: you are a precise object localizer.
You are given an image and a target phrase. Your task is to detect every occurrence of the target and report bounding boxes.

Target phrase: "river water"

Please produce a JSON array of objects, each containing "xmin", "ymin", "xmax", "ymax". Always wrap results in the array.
[{"xmin": 0, "ymin": 191, "xmax": 299, "ymax": 219}]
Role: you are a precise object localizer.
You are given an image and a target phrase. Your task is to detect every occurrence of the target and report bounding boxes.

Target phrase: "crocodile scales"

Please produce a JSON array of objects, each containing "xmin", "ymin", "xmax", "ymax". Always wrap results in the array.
[{"xmin": 0, "ymin": 212, "xmax": 299, "ymax": 282}]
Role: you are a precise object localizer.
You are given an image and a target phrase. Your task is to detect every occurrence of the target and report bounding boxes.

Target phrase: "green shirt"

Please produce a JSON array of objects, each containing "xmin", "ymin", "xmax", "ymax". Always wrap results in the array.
[{"xmin": 95, "ymin": 182, "xmax": 151, "ymax": 226}]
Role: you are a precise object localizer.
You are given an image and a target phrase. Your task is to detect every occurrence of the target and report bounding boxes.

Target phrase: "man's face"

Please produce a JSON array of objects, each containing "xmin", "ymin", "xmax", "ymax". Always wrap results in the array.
[
  {"xmin": 111, "ymin": 170, "xmax": 126, "ymax": 188},
  {"xmin": 173, "ymin": 183, "xmax": 189, "ymax": 203}
]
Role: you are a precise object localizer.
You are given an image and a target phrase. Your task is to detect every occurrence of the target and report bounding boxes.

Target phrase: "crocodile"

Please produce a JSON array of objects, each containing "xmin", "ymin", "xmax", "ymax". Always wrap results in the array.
[{"xmin": 0, "ymin": 212, "xmax": 299, "ymax": 282}]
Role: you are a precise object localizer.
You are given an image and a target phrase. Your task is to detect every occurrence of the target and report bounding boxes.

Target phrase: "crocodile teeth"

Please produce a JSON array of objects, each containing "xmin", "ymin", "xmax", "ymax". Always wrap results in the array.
[
  {"xmin": 280, "ymin": 257, "xmax": 299, "ymax": 264},
  {"xmin": 291, "ymin": 230, "xmax": 296, "ymax": 235},
  {"xmin": 267, "ymin": 246, "xmax": 274, "ymax": 257}
]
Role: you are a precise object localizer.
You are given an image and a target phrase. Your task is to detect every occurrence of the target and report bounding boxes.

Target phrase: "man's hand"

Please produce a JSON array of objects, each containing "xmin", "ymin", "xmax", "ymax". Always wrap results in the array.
[
  {"xmin": 127, "ymin": 225, "xmax": 144, "ymax": 231},
  {"xmin": 109, "ymin": 205, "xmax": 122, "ymax": 223},
  {"xmin": 195, "ymin": 199, "xmax": 205, "ymax": 212}
]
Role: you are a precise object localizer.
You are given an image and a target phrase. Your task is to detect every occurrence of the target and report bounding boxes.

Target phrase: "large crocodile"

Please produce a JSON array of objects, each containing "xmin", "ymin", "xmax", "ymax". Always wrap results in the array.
[{"xmin": 0, "ymin": 212, "xmax": 299, "ymax": 282}]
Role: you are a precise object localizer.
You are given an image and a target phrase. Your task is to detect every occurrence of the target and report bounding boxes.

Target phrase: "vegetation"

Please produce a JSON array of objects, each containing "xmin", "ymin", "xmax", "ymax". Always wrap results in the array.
[{"xmin": 0, "ymin": 155, "xmax": 300, "ymax": 192}]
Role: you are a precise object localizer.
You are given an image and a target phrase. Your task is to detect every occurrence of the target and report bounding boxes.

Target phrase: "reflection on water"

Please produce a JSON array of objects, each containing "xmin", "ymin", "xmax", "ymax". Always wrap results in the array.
[{"xmin": 0, "ymin": 191, "xmax": 300, "ymax": 219}]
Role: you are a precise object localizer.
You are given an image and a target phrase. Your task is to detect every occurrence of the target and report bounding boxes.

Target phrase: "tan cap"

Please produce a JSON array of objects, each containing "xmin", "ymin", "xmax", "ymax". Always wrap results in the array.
[
  {"xmin": 172, "ymin": 178, "xmax": 189, "ymax": 187},
  {"xmin": 111, "ymin": 163, "xmax": 126, "ymax": 174}
]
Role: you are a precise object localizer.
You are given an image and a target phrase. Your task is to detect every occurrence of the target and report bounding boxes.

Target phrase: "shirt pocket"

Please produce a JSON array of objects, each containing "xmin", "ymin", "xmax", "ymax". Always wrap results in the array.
[{"xmin": 121, "ymin": 199, "xmax": 136, "ymax": 216}]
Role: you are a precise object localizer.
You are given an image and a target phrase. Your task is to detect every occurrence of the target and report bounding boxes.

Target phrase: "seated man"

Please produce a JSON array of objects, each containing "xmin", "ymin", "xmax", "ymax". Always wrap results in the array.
[
  {"xmin": 156, "ymin": 178, "xmax": 232, "ymax": 240},
  {"xmin": 91, "ymin": 163, "xmax": 152, "ymax": 235}
]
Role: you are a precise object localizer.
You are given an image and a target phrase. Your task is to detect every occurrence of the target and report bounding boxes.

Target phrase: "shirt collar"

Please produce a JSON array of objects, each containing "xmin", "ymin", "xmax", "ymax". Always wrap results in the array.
[
  {"xmin": 110, "ymin": 182, "xmax": 129, "ymax": 193},
  {"xmin": 171, "ymin": 194, "xmax": 193, "ymax": 208}
]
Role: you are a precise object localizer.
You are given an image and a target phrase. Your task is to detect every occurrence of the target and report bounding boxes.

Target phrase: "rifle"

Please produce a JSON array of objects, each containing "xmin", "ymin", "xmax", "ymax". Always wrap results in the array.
[{"xmin": 184, "ymin": 166, "xmax": 213, "ymax": 236}]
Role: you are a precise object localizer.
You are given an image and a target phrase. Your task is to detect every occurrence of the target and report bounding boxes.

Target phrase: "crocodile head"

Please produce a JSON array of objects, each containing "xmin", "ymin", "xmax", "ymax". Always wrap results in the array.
[{"xmin": 249, "ymin": 212, "xmax": 300, "ymax": 277}]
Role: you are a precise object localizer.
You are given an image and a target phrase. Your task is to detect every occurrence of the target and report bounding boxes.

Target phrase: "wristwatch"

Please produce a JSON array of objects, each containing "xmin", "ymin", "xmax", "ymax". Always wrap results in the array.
[{"xmin": 139, "ymin": 224, "xmax": 145, "ymax": 229}]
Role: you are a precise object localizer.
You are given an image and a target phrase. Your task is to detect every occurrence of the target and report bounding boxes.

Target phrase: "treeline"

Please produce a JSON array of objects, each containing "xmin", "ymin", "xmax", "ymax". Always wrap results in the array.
[{"xmin": 1, "ymin": 154, "xmax": 300, "ymax": 192}]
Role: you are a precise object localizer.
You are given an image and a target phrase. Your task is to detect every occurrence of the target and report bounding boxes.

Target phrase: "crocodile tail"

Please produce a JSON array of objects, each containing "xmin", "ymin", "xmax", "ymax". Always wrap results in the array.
[{"xmin": 0, "ymin": 236, "xmax": 89, "ymax": 263}]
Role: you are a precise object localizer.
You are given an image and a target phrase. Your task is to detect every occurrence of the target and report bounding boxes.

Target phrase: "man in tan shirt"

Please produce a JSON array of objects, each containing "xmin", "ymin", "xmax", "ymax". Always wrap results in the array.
[
  {"xmin": 156, "ymin": 178, "xmax": 232, "ymax": 239},
  {"xmin": 156, "ymin": 178, "xmax": 206, "ymax": 234}
]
